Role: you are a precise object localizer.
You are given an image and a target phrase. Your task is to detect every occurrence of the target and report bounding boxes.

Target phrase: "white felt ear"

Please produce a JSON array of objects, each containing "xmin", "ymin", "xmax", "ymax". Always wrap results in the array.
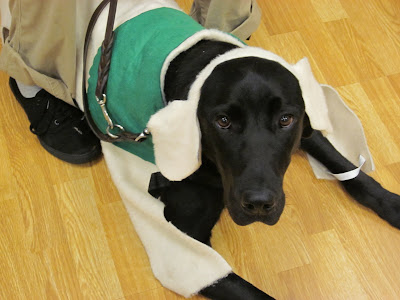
[
  {"xmin": 292, "ymin": 57, "xmax": 333, "ymax": 135},
  {"xmin": 147, "ymin": 99, "xmax": 201, "ymax": 181},
  {"xmin": 307, "ymin": 85, "xmax": 375, "ymax": 179}
]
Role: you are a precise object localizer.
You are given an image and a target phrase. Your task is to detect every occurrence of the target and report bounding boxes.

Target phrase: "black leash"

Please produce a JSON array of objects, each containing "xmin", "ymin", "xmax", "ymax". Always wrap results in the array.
[{"xmin": 82, "ymin": 0, "xmax": 149, "ymax": 143}]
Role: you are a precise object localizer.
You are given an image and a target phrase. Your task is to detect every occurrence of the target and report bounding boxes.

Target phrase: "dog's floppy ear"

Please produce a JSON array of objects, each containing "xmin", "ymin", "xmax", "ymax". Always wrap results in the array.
[
  {"xmin": 292, "ymin": 57, "xmax": 332, "ymax": 136},
  {"xmin": 147, "ymin": 99, "xmax": 202, "ymax": 181},
  {"xmin": 302, "ymin": 113, "xmax": 314, "ymax": 139},
  {"xmin": 292, "ymin": 58, "xmax": 375, "ymax": 179}
]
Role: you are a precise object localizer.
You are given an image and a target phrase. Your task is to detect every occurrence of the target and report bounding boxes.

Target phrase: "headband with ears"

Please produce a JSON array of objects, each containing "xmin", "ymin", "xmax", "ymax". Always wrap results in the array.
[{"xmin": 147, "ymin": 46, "xmax": 374, "ymax": 181}]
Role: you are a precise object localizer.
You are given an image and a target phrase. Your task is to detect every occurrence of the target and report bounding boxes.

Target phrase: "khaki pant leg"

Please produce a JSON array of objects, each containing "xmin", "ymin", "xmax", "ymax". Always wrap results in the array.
[
  {"xmin": 0, "ymin": 0, "xmax": 76, "ymax": 105},
  {"xmin": 190, "ymin": 0, "xmax": 261, "ymax": 41}
]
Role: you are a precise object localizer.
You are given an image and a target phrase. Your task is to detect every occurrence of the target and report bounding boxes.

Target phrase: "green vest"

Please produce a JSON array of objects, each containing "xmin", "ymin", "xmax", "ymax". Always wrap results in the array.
[{"xmin": 87, "ymin": 8, "xmax": 204, "ymax": 163}]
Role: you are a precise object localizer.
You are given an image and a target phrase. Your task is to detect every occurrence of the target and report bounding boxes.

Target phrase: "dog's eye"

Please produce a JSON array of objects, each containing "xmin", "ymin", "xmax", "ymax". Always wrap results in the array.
[
  {"xmin": 279, "ymin": 114, "xmax": 294, "ymax": 128},
  {"xmin": 216, "ymin": 115, "xmax": 231, "ymax": 129}
]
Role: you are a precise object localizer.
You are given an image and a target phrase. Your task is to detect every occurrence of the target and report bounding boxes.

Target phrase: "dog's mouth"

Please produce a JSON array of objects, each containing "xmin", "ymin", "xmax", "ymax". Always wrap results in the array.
[{"xmin": 225, "ymin": 191, "xmax": 286, "ymax": 226}]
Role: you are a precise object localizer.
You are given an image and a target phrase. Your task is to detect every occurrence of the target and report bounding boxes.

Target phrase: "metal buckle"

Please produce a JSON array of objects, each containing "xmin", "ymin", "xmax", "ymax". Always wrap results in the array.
[
  {"xmin": 106, "ymin": 124, "xmax": 125, "ymax": 139},
  {"xmin": 96, "ymin": 94, "xmax": 150, "ymax": 142},
  {"xmin": 97, "ymin": 93, "xmax": 126, "ymax": 139},
  {"xmin": 134, "ymin": 128, "xmax": 150, "ymax": 142}
]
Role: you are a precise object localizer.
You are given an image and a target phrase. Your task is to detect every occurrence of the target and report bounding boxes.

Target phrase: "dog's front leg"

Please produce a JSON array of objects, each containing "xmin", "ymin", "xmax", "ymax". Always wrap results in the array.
[
  {"xmin": 160, "ymin": 179, "xmax": 275, "ymax": 299},
  {"xmin": 157, "ymin": 162, "xmax": 276, "ymax": 300},
  {"xmin": 158, "ymin": 177, "xmax": 224, "ymax": 246},
  {"xmin": 301, "ymin": 131, "xmax": 400, "ymax": 229},
  {"xmin": 200, "ymin": 273, "xmax": 275, "ymax": 300}
]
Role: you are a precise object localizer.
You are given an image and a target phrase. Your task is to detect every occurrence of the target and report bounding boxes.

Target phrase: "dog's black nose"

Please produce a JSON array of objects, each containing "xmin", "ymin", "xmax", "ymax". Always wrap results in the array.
[{"xmin": 241, "ymin": 190, "xmax": 276, "ymax": 215}]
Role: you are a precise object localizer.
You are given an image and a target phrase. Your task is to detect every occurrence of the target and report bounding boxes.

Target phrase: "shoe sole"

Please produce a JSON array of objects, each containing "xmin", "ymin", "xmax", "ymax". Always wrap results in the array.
[
  {"xmin": 39, "ymin": 138, "xmax": 102, "ymax": 164},
  {"xmin": 9, "ymin": 77, "xmax": 102, "ymax": 164}
]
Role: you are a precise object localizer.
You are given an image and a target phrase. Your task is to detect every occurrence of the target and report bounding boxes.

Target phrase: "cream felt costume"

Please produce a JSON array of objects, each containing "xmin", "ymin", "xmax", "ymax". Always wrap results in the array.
[
  {"xmin": 77, "ymin": 0, "xmax": 374, "ymax": 298},
  {"xmin": 79, "ymin": 1, "xmax": 234, "ymax": 297}
]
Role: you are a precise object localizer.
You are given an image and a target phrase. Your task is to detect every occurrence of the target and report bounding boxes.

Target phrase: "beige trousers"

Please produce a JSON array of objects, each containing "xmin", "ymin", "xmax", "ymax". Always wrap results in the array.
[
  {"xmin": 190, "ymin": 0, "xmax": 261, "ymax": 41},
  {"xmin": 0, "ymin": 0, "xmax": 260, "ymax": 105},
  {"xmin": 0, "ymin": 0, "xmax": 101, "ymax": 105}
]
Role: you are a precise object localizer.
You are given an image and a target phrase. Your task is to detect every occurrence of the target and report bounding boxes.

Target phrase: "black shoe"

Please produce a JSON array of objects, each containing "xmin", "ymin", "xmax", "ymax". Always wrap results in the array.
[{"xmin": 9, "ymin": 77, "xmax": 101, "ymax": 164}]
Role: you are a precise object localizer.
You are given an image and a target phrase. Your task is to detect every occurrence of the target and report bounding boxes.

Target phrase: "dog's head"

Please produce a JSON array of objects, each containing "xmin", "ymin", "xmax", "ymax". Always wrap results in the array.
[
  {"xmin": 148, "ymin": 47, "xmax": 332, "ymax": 226},
  {"xmin": 197, "ymin": 57, "xmax": 310, "ymax": 225}
]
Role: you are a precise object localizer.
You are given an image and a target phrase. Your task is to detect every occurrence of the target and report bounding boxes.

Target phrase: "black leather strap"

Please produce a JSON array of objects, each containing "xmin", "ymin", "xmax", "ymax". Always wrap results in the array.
[{"xmin": 82, "ymin": 0, "xmax": 143, "ymax": 142}]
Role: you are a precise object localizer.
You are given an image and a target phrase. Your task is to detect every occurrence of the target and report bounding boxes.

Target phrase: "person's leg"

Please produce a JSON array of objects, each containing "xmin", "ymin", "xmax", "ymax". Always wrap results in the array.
[
  {"xmin": 0, "ymin": 0, "xmax": 101, "ymax": 164},
  {"xmin": 190, "ymin": 0, "xmax": 261, "ymax": 41},
  {"xmin": 0, "ymin": 0, "xmax": 76, "ymax": 104}
]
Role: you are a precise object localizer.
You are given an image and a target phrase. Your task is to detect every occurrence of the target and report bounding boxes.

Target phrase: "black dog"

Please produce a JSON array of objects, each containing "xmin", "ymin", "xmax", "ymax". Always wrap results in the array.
[{"xmin": 152, "ymin": 40, "xmax": 400, "ymax": 299}]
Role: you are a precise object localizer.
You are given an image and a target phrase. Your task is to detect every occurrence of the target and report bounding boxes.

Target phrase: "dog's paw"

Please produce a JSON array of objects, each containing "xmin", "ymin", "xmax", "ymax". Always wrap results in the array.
[
  {"xmin": 342, "ymin": 173, "xmax": 400, "ymax": 229},
  {"xmin": 377, "ymin": 191, "xmax": 400, "ymax": 229}
]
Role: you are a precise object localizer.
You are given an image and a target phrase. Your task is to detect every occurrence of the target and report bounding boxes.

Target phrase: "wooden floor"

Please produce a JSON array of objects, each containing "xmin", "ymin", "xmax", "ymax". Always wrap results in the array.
[{"xmin": 1, "ymin": 0, "xmax": 400, "ymax": 299}]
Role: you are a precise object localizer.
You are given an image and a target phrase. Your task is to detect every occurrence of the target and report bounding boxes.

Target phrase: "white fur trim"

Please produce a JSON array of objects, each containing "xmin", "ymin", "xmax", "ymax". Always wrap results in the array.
[
  {"xmin": 160, "ymin": 29, "xmax": 246, "ymax": 104},
  {"xmin": 101, "ymin": 142, "xmax": 232, "ymax": 298}
]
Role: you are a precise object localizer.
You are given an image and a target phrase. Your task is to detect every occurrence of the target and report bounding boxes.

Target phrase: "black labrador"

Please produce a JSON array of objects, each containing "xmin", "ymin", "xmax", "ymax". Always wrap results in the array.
[{"xmin": 151, "ymin": 40, "xmax": 400, "ymax": 300}]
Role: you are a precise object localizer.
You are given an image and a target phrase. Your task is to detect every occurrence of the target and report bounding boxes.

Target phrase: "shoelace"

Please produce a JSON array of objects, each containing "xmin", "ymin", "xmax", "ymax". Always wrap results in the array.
[
  {"xmin": 51, "ymin": 102, "xmax": 91, "ymax": 134},
  {"xmin": 30, "ymin": 99, "xmax": 90, "ymax": 136},
  {"xmin": 29, "ymin": 100, "xmax": 52, "ymax": 135}
]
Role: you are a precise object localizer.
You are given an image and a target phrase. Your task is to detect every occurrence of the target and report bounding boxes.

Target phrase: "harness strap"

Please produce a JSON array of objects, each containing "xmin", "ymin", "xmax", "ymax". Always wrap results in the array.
[
  {"xmin": 82, "ymin": 0, "xmax": 149, "ymax": 142},
  {"xmin": 95, "ymin": 0, "xmax": 117, "ymax": 99}
]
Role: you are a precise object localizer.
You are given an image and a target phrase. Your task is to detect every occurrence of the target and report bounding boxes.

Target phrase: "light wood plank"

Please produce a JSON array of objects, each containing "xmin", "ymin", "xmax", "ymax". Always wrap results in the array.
[
  {"xmin": 311, "ymin": 0, "xmax": 348, "ymax": 22},
  {"xmin": 54, "ymin": 178, "xmax": 124, "ymax": 299}
]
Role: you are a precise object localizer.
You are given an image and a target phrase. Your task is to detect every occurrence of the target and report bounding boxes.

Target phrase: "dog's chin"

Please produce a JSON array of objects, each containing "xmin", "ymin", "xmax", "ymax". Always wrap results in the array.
[{"xmin": 227, "ymin": 207, "xmax": 283, "ymax": 226}]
